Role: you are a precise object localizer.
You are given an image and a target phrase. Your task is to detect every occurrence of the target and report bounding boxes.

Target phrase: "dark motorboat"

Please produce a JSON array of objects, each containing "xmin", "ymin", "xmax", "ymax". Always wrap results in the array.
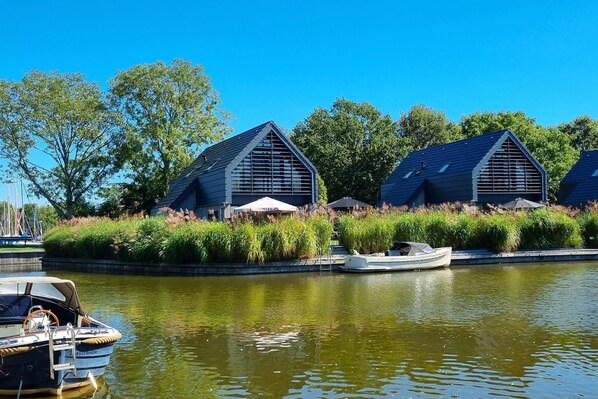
[{"xmin": 0, "ymin": 277, "xmax": 121, "ymax": 396}]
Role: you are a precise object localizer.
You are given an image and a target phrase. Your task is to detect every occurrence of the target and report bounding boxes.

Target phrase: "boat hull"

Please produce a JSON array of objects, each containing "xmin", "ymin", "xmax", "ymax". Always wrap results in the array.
[
  {"xmin": 0, "ymin": 332, "xmax": 119, "ymax": 395},
  {"xmin": 341, "ymin": 247, "xmax": 452, "ymax": 273}
]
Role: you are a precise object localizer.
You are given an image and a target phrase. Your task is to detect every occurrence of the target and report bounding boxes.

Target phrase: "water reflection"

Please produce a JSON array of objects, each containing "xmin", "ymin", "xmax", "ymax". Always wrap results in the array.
[{"xmin": 4, "ymin": 262, "xmax": 597, "ymax": 398}]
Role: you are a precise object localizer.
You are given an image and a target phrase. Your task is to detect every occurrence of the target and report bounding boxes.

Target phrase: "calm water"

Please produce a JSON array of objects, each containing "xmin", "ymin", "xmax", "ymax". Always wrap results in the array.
[{"xmin": 3, "ymin": 262, "xmax": 598, "ymax": 398}]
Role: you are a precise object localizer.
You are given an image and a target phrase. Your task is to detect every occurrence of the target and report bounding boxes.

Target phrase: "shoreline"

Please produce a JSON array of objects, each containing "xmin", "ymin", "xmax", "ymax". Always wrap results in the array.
[
  {"xmin": 39, "ymin": 247, "xmax": 598, "ymax": 276},
  {"xmin": 1, "ymin": 248, "xmax": 597, "ymax": 276}
]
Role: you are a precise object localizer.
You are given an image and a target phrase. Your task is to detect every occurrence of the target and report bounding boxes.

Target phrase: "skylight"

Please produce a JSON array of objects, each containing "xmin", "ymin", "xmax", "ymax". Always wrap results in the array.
[
  {"xmin": 592, "ymin": 168, "xmax": 598, "ymax": 177},
  {"xmin": 438, "ymin": 163, "xmax": 450, "ymax": 173}
]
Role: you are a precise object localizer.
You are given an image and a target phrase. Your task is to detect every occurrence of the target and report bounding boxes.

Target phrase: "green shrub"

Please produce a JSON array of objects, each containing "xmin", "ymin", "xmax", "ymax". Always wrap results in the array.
[
  {"xmin": 307, "ymin": 216, "xmax": 334, "ymax": 255},
  {"xmin": 126, "ymin": 217, "xmax": 168, "ymax": 262},
  {"xmin": 336, "ymin": 215, "xmax": 393, "ymax": 254},
  {"xmin": 337, "ymin": 216, "xmax": 360, "ymax": 253},
  {"xmin": 43, "ymin": 225, "xmax": 77, "ymax": 257},
  {"xmin": 473, "ymin": 214, "xmax": 520, "ymax": 253},
  {"xmin": 202, "ymin": 223, "xmax": 234, "ymax": 262},
  {"xmin": 162, "ymin": 223, "xmax": 208, "ymax": 264},
  {"xmin": 257, "ymin": 223, "xmax": 285, "ymax": 261},
  {"xmin": 71, "ymin": 220, "xmax": 122, "ymax": 260},
  {"xmin": 519, "ymin": 209, "xmax": 582, "ymax": 249},
  {"xmin": 578, "ymin": 211, "xmax": 598, "ymax": 248},
  {"xmin": 393, "ymin": 213, "xmax": 428, "ymax": 243},
  {"xmin": 232, "ymin": 223, "xmax": 263, "ymax": 263}
]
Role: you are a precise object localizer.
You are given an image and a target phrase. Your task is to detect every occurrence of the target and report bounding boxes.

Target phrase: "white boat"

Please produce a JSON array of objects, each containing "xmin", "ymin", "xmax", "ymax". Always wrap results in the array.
[
  {"xmin": 341, "ymin": 242, "xmax": 452, "ymax": 273},
  {"xmin": 0, "ymin": 277, "xmax": 121, "ymax": 396}
]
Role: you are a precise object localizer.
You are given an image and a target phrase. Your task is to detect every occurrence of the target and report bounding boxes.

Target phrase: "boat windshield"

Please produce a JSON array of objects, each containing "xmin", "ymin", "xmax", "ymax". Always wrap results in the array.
[{"xmin": 0, "ymin": 277, "xmax": 83, "ymax": 314}]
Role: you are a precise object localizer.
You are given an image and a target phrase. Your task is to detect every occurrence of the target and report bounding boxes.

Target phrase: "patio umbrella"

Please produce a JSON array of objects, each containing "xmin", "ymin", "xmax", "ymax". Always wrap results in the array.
[
  {"xmin": 234, "ymin": 197, "xmax": 298, "ymax": 213},
  {"xmin": 327, "ymin": 197, "xmax": 371, "ymax": 209},
  {"xmin": 501, "ymin": 197, "xmax": 545, "ymax": 210}
]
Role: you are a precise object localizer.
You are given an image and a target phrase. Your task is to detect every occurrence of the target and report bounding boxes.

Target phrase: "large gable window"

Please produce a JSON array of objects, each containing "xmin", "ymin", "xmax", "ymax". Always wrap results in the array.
[
  {"xmin": 231, "ymin": 131, "xmax": 312, "ymax": 194},
  {"xmin": 477, "ymin": 138, "xmax": 542, "ymax": 193}
]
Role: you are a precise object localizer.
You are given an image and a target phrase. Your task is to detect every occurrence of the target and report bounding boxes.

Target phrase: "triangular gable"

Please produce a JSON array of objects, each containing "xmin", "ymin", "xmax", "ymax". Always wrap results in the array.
[
  {"xmin": 472, "ymin": 131, "xmax": 546, "ymax": 201},
  {"xmin": 559, "ymin": 150, "xmax": 598, "ymax": 205}
]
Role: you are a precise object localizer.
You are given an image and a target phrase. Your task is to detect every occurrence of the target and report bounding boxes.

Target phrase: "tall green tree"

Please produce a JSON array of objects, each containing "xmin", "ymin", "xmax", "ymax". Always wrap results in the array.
[
  {"xmin": 109, "ymin": 59, "xmax": 231, "ymax": 214},
  {"xmin": 459, "ymin": 111, "xmax": 578, "ymax": 202},
  {"xmin": 459, "ymin": 111, "xmax": 538, "ymax": 141},
  {"xmin": 0, "ymin": 71, "xmax": 121, "ymax": 219},
  {"xmin": 292, "ymin": 99, "xmax": 401, "ymax": 204},
  {"xmin": 558, "ymin": 115, "xmax": 598, "ymax": 152},
  {"xmin": 398, "ymin": 104, "xmax": 462, "ymax": 151}
]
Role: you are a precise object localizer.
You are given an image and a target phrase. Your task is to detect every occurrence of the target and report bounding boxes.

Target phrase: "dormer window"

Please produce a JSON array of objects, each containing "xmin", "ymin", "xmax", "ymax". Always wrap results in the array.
[
  {"xmin": 403, "ymin": 171, "xmax": 413, "ymax": 179},
  {"xmin": 438, "ymin": 163, "xmax": 450, "ymax": 173},
  {"xmin": 592, "ymin": 168, "xmax": 598, "ymax": 177}
]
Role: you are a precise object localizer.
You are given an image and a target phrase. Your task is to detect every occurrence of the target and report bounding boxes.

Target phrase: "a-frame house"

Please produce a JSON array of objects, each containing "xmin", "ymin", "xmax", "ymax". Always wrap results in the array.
[
  {"xmin": 152, "ymin": 121, "xmax": 318, "ymax": 219},
  {"xmin": 380, "ymin": 130, "xmax": 547, "ymax": 207}
]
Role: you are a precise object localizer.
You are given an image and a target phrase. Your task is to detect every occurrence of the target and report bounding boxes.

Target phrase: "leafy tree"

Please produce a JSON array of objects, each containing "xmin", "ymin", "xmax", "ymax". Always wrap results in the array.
[
  {"xmin": 316, "ymin": 174, "xmax": 328, "ymax": 206},
  {"xmin": 398, "ymin": 104, "xmax": 462, "ymax": 151},
  {"xmin": 292, "ymin": 99, "xmax": 400, "ymax": 204},
  {"xmin": 459, "ymin": 111, "xmax": 578, "ymax": 202},
  {"xmin": 0, "ymin": 71, "xmax": 122, "ymax": 219},
  {"xmin": 558, "ymin": 115, "xmax": 598, "ymax": 152},
  {"xmin": 459, "ymin": 111, "xmax": 538, "ymax": 141},
  {"xmin": 109, "ymin": 59, "xmax": 231, "ymax": 214}
]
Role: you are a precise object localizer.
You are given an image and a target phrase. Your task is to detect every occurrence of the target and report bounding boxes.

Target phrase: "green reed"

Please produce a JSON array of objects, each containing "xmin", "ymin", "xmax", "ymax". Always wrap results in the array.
[
  {"xmin": 519, "ymin": 209, "xmax": 582, "ymax": 249},
  {"xmin": 578, "ymin": 210, "xmax": 598, "ymax": 248}
]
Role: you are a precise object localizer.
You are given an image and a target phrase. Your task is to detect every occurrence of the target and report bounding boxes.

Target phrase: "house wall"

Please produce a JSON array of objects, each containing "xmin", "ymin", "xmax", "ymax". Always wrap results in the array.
[
  {"xmin": 175, "ymin": 190, "xmax": 197, "ymax": 212},
  {"xmin": 427, "ymin": 173, "xmax": 473, "ymax": 204},
  {"xmin": 197, "ymin": 171, "xmax": 227, "ymax": 205}
]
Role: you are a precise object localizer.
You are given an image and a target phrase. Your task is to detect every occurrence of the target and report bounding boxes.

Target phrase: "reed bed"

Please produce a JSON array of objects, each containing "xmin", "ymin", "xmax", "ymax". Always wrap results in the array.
[
  {"xmin": 44, "ymin": 206, "xmax": 594, "ymax": 263},
  {"xmin": 337, "ymin": 208, "xmax": 586, "ymax": 254},
  {"xmin": 578, "ymin": 209, "xmax": 598, "ymax": 248},
  {"xmin": 44, "ymin": 214, "xmax": 333, "ymax": 265}
]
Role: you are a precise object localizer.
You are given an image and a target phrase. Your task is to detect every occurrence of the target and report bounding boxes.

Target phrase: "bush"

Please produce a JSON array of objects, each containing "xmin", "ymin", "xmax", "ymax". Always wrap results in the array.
[
  {"xmin": 393, "ymin": 213, "xmax": 428, "ymax": 243},
  {"xmin": 579, "ymin": 211, "xmax": 598, "ymax": 248},
  {"xmin": 232, "ymin": 223, "xmax": 263, "ymax": 263},
  {"xmin": 473, "ymin": 214, "xmax": 520, "ymax": 253},
  {"xmin": 43, "ymin": 225, "xmax": 77, "ymax": 257},
  {"xmin": 307, "ymin": 216, "xmax": 334, "ymax": 255},
  {"xmin": 519, "ymin": 209, "xmax": 582, "ymax": 249},
  {"xmin": 162, "ymin": 222, "xmax": 208, "ymax": 264}
]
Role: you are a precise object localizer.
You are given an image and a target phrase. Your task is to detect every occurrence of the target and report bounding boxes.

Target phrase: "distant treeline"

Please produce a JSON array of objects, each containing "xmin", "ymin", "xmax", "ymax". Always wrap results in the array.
[{"xmin": 2, "ymin": 60, "xmax": 597, "ymax": 221}]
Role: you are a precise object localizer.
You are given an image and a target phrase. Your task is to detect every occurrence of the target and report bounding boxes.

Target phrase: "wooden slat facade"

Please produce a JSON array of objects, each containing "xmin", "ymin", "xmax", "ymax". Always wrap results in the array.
[
  {"xmin": 231, "ymin": 131, "xmax": 312, "ymax": 195},
  {"xmin": 476, "ymin": 138, "xmax": 542, "ymax": 194}
]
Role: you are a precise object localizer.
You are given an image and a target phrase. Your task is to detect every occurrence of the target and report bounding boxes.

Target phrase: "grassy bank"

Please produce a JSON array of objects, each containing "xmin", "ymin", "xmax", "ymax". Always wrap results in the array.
[
  {"xmin": 43, "ymin": 206, "xmax": 598, "ymax": 263},
  {"xmin": 43, "ymin": 214, "xmax": 333, "ymax": 264}
]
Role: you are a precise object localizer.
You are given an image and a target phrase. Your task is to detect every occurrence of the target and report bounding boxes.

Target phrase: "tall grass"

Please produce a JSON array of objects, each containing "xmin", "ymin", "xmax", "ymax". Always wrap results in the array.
[
  {"xmin": 45, "ymin": 215, "xmax": 329, "ymax": 264},
  {"xmin": 578, "ymin": 210, "xmax": 598, "ymax": 248},
  {"xmin": 519, "ymin": 209, "xmax": 582, "ymax": 249},
  {"xmin": 472, "ymin": 214, "xmax": 520, "ymax": 253}
]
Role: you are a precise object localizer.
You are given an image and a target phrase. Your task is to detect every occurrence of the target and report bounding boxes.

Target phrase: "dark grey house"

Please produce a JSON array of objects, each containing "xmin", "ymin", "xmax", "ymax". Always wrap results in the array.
[
  {"xmin": 559, "ymin": 150, "xmax": 598, "ymax": 207},
  {"xmin": 380, "ymin": 130, "xmax": 547, "ymax": 207},
  {"xmin": 152, "ymin": 121, "xmax": 318, "ymax": 218}
]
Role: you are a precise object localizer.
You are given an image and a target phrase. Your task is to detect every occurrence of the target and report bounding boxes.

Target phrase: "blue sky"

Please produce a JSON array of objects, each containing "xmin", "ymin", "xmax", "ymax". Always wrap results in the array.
[{"xmin": 2, "ymin": 0, "xmax": 597, "ymax": 136}]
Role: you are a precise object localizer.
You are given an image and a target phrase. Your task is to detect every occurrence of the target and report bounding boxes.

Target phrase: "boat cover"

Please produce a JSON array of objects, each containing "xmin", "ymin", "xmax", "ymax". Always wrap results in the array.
[
  {"xmin": 388, "ymin": 242, "xmax": 434, "ymax": 256},
  {"xmin": 0, "ymin": 277, "xmax": 84, "ymax": 315}
]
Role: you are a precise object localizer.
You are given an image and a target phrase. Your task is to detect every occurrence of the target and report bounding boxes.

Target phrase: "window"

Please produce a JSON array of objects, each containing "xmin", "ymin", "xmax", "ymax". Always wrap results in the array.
[
  {"xmin": 592, "ymin": 168, "xmax": 598, "ymax": 177},
  {"xmin": 403, "ymin": 171, "xmax": 413, "ymax": 179},
  {"xmin": 438, "ymin": 163, "xmax": 450, "ymax": 173}
]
